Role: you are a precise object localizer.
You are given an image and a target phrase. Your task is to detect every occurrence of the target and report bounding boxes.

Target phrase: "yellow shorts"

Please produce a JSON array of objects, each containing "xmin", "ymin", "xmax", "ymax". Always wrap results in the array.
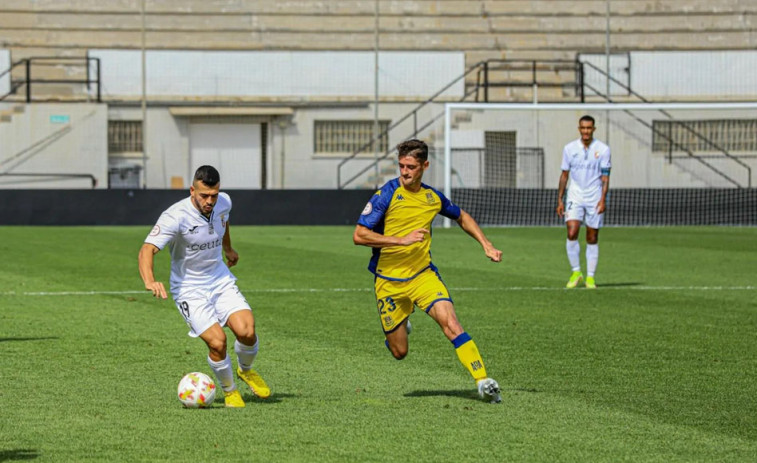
[{"xmin": 374, "ymin": 266, "xmax": 452, "ymax": 333}]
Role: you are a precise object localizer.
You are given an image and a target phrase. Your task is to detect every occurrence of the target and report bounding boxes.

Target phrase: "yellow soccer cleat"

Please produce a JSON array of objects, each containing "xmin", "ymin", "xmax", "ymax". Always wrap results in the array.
[
  {"xmin": 585, "ymin": 276, "xmax": 597, "ymax": 289},
  {"xmin": 566, "ymin": 271, "xmax": 583, "ymax": 289},
  {"xmin": 224, "ymin": 389, "xmax": 245, "ymax": 408},
  {"xmin": 237, "ymin": 368, "xmax": 271, "ymax": 398}
]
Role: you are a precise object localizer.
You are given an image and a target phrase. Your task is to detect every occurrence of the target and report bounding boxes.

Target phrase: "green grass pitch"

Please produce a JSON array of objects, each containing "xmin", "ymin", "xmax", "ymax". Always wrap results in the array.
[{"xmin": 1, "ymin": 225, "xmax": 756, "ymax": 462}]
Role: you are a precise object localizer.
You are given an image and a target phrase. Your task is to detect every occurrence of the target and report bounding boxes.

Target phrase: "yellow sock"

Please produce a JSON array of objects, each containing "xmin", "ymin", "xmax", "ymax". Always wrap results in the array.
[{"xmin": 452, "ymin": 332, "xmax": 488, "ymax": 382}]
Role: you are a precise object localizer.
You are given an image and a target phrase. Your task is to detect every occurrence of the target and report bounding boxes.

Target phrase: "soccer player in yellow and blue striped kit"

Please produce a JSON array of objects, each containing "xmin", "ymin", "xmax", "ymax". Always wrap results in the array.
[{"xmin": 353, "ymin": 139, "xmax": 503, "ymax": 403}]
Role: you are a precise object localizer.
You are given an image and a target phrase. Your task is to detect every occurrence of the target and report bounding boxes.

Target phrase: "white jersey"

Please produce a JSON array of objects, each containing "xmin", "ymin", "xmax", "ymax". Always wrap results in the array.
[
  {"xmin": 144, "ymin": 192, "xmax": 234, "ymax": 294},
  {"xmin": 561, "ymin": 138, "xmax": 611, "ymax": 198}
]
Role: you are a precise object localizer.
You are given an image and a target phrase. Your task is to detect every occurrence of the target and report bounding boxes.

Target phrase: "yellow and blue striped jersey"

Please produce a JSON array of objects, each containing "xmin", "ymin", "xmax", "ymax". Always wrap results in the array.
[{"xmin": 357, "ymin": 178, "xmax": 461, "ymax": 281}]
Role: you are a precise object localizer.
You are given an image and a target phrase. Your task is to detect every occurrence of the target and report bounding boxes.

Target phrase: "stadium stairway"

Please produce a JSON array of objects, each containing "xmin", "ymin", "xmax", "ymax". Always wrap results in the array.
[{"xmin": 1, "ymin": 1, "xmax": 754, "ymax": 103}]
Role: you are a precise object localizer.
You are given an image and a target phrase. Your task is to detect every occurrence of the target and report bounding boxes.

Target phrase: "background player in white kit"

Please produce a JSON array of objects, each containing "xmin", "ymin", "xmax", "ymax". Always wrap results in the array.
[
  {"xmin": 555, "ymin": 115, "xmax": 611, "ymax": 289},
  {"xmin": 138, "ymin": 165, "xmax": 270, "ymax": 407}
]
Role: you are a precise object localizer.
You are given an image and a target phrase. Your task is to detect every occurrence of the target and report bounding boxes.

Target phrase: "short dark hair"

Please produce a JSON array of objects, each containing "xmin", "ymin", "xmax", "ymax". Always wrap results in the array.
[
  {"xmin": 396, "ymin": 139, "xmax": 428, "ymax": 162},
  {"xmin": 193, "ymin": 165, "xmax": 220, "ymax": 187},
  {"xmin": 579, "ymin": 115, "xmax": 595, "ymax": 126}
]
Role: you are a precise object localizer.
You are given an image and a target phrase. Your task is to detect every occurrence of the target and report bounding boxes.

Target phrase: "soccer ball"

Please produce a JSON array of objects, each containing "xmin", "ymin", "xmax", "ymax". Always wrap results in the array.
[{"xmin": 177, "ymin": 372, "xmax": 216, "ymax": 408}]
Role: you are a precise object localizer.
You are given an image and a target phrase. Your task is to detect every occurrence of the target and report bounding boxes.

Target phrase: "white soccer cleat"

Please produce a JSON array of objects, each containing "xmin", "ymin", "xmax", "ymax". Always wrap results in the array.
[
  {"xmin": 477, "ymin": 378, "xmax": 502, "ymax": 404},
  {"xmin": 405, "ymin": 319, "xmax": 412, "ymax": 335}
]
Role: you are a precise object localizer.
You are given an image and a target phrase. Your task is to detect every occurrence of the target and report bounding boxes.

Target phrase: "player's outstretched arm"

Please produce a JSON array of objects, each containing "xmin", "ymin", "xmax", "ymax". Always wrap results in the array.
[
  {"xmin": 138, "ymin": 243, "xmax": 167, "ymax": 299},
  {"xmin": 456, "ymin": 210, "xmax": 502, "ymax": 262},
  {"xmin": 222, "ymin": 221, "xmax": 239, "ymax": 267},
  {"xmin": 353, "ymin": 224, "xmax": 428, "ymax": 248}
]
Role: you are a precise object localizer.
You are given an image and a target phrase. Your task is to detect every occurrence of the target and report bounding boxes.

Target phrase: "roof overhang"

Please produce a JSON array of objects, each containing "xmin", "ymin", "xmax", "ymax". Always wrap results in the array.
[{"xmin": 168, "ymin": 107, "xmax": 294, "ymax": 116}]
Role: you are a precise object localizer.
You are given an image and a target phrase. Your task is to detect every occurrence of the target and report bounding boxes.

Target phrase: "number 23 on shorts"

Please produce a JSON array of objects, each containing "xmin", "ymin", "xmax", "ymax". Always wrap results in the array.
[{"xmin": 377, "ymin": 297, "xmax": 397, "ymax": 315}]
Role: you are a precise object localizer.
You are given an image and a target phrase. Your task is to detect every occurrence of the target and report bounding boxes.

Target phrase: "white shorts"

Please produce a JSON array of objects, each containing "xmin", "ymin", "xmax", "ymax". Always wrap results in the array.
[
  {"xmin": 172, "ymin": 277, "xmax": 251, "ymax": 338},
  {"xmin": 564, "ymin": 191, "xmax": 604, "ymax": 229}
]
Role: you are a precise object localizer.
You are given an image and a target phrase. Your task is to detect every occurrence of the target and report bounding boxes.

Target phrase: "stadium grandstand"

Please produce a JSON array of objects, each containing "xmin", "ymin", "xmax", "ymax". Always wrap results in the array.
[{"xmin": 0, "ymin": 0, "xmax": 755, "ymax": 224}]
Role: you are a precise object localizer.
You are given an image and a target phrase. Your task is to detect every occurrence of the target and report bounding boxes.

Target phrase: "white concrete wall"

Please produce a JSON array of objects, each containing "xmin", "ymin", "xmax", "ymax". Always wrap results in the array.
[
  {"xmin": 133, "ymin": 102, "xmax": 440, "ymax": 189},
  {"xmin": 0, "ymin": 103, "xmax": 107, "ymax": 188},
  {"xmin": 3, "ymin": 103, "xmax": 751, "ymax": 190},
  {"xmin": 276, "ymin": 103, "xmax": 441, "ymax": 189},
  {"xmin": 452, "ymin": 107, "xmax": 757, "ymax": 189},
  {"xmin": 579, "ymin": 51, "xmax": 757, "ymax": 100},
  {"xmin": 0, "ymin": 49, "xmax": 9, "ymax": 95},
  {"xmin": 632, "ymin": 51, "xmax": 757, "ymax": 100},
  {"xmin": 89, "ymin": 50, "xmax": 465, "ymax": 100}
]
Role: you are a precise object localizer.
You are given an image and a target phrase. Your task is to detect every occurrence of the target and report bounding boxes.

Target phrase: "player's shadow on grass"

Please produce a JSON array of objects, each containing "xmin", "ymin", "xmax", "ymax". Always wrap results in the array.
[
  {"xmin": 404, "ymin": 389, "xmax": 479, "ymax": 401},
  {"xmin": 243, "ymin": 391, "xmax": 296, "ymax": 404},
  {"xmin": 596, "ymin": 282, "xmax": 643, "ymax": 287},
  {"xmin": 406, "ymin": 387, "xmax": 540, "ymax": 401},
  {"xmin": 0, "ymin": 448, "xmax": 39, "ymax": 461},
  {"xmin": 0, "ymin": 337, "xmax": 59, "ymax": 343},
  {"xmin": 211, "ymin": 392, "xmax": 297, "ymax": 407}
]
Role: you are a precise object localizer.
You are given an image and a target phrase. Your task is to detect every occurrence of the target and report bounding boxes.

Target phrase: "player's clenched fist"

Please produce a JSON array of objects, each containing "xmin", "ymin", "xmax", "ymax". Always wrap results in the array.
[
  {"xmin": 486, "ymin": 246, "xmax": 503, "ymax": 263},
  {"xmin": 401, "ymin": 228, "xmax": 429, "ymax": 245},
  {"xmin": 225, "ymin": 248, "xmax": 239, "ymax": 267}
]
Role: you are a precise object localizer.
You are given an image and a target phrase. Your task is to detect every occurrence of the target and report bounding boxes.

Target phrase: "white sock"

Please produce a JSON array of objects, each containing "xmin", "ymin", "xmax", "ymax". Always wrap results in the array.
[
  {"xmin": 586, "ymin": 244, "xmax": 599, "ymax": 277},
  {"xmin": 566, "ymin": 239, "xmax": 581, "ymax": 272},
  {"xmin": 207, "ymin": 355, "xmax": 236, "ymax": 392},
  {"xmin": 235, "ymin": 338, "xmax": 259, "ymax": 372}
]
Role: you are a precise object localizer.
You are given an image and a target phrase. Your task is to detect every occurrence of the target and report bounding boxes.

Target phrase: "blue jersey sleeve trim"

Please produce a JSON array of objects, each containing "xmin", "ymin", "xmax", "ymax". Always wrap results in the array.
[
  {"xmin": 451, "ymin": 332, "xmax": 472, "ymax": 348},
  {"xmin": 601, "ymin": 168, "xmax": 611, "ymax": 176}
]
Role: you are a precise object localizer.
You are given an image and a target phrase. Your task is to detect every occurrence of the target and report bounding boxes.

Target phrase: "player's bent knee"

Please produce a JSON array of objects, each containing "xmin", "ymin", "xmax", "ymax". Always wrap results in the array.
[
  {"xmin": 228, "ymin": 310, "xmax": 255, "ymax": 338},
  {"xmin": 205, "ymin": 337, "xmax": 227, "ymax": 356},
  {"xmin": 386, "ymin": 339, "xmax": 408, "ymax": 360}
]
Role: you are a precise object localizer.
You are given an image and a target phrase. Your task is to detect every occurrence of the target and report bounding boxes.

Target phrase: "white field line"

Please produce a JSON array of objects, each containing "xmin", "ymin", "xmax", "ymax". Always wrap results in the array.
[{"xmin": 0, "ymin": 286, "xmax": 755, "ymax": 296}]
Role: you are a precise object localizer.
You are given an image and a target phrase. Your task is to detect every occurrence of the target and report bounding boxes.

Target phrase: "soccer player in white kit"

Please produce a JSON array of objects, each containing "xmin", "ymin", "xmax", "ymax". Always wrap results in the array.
[
  {"xmin": 556, "ymin": 115, "xmax": 611, "ymax": 289},
  {"xmin": 138, "ymin": 165, "xmax": 270, "ymax": 407}
]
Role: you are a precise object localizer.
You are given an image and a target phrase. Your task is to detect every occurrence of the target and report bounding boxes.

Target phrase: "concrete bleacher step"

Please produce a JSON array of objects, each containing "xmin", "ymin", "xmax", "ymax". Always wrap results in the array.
[
  {"xmin": 2, "ymin": 2, "xmax": 749, "ymax": 51},
  {"xmin": 1, "ymin": 0, "xmax": 752, "ymax": 105}
]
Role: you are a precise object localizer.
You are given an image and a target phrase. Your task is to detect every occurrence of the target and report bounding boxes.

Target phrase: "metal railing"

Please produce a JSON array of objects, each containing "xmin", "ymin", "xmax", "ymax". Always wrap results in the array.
[
  {"xmin": 336, "ymin": 59, "xmax": 585, "ymax": 189},
  {"xmin": 0, "ymin": 56, "xmax": 101, "ymax": 103},
  {"xmin": 335, "ymin": 61, "xmax": 483, "ymax": 189},
  {"xmin": 0, "ymin": 172, "xmax": 97, "ymax": 188},
  {"xmin": 581, "ymin": 60, "xmax": 751, "ymax": 188},
  {"xmin": 473, "ymin": 59, "xmax": 583, "ymax": 102}
]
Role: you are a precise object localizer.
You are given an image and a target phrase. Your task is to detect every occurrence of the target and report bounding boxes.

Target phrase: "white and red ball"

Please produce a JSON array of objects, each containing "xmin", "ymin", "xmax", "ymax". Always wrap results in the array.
[{"xmin": 177, "ymin": 372, "xmax": 216, "ymax": 408}]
